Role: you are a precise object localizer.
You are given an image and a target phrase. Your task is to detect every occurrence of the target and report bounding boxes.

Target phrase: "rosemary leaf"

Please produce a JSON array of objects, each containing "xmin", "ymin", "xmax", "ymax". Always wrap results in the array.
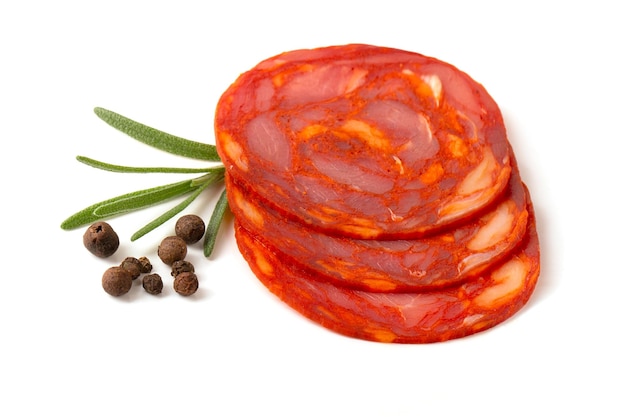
[
  {"xmin": 93, "ymin": 180, "xmax": 198, "ymax": 217},
  {"xmin": 131, "ymin": 183, "xmax": 209, "ymax": 241},
  {"xmin": 204, "ymin": 188, "xmax": 229, "ymax": 258},
  {"xmin": 76, "ymin": 156, "xmax": 219, "ymax": 174},
  {"xmin": 94, "ymin": 107, "xmax": 221, "ymax": 162},
  {"xmin": 191, "ymin": 166, "xmax": 225, "ymax": 187},
  {"xmin": 60, "ymin": 178, "xmax": 198, "ymax": 230}
]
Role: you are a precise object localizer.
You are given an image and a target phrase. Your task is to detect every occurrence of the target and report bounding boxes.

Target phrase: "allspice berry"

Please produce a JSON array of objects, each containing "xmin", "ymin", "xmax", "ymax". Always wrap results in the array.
[
  {"xmin": 171, "ymin": 260, "xmax": 195, "ymax": 277},
  {"xmin": 175, "ymin": 214, "xmax": 206, "ymax": 244},
  {"xmin": 173, "ymin": 271, "xmax": 198, "ymax": 296},
  {"xmin": 157, "ymin": 236, "xmax": 187, "ymax": 265},
  {"xmin": 102, "ymin": 266, "xmax": 133, "ymax": 296},
  {"xmin": 137, "ymin": 256, "xmax": 153, "ymax": 274},
  {"xmin": 142, "ymin": 273, "xmax": 163, "ymax": 295},
  {"xmin": 120, "ymin": 257, "xmax": 142, "ymax": 280},
  {"xmin": 83, "ymin": 222, "xmax": 119, "ymax": 258}
]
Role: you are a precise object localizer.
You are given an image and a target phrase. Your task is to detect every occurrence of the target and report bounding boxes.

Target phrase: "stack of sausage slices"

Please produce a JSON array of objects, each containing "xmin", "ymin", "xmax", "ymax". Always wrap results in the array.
[{"xmin": 215, "ymin": 44, "xmax": 540, "ymax": 343}]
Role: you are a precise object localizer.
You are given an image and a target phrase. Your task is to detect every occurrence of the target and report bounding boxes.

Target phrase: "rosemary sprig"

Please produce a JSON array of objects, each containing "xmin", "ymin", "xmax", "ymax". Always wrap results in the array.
[
  {"xmin": 76, "ymin": 156, "xmax": 215, "ymax": 174},
  {"xmin": 61, "ymin": 107, "xmax": 230, "ymax": 257},
  {"xmin": 95, "ymin": 170, "xmax": 224, "ymax": 217},
  {"xmin": 94, "ymin": 107, "xmax": 221, "ymax": 162},
  {"xmin": 204, "ymin": 189, "xmax": 229, "ymax": 258},
  {"xmin": 61, "ymin": 177, "xmax": 205, "ymax": 229},
  {"xmin": 131, "ymin": 182, "xmax": 210, "ymax": 241}
]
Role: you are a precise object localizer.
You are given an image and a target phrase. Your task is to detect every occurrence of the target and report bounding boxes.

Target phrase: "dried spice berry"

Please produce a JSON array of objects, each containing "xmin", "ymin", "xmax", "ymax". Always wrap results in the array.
[
  {"xmin": 137, "ymin": 256, "xmax": 153, "ymax": 273},
  {"xmin": 120, "ymin": 257, "xmax": 142, "ymax": 280},
  {"xmin": 175, "ymin": 214, "xmax": 206, "ymax": 244},
  {"xmin": 142, "ymin": 273, "xmax": 163, "ymax": 295},
  {"xmin": 102, "ymin": 266, "xmax": 133, "ymax": 296},
  {"xmin": 83, "ymin": 222, "xmax": 119, "ymax": 258},
  {"xmin": 173, "ymin": 271, "xmax": 198, "ymax": 296},
  {"xmin": 157, "ymin": 236, "xmax": 187, "ymax": 265},
  {"xmin": 171, "ymin": 260, "xmax": 195, "ymax": 277}
]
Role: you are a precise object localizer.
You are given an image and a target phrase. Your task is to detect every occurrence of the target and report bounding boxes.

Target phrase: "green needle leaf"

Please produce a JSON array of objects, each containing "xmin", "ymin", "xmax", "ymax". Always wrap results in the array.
[
  {"xmin": 131, "ymin": 183, "xmax": 209, "ymax": 241},
  {"xmin": 93, "ymin": 180, "xmax": 197, "ymax": 218},
  {"xmin": 94, "ymin": 107, "xmax": 221, "ymax": 162},
  {"xmin": 204, "ymin": 188, "xmax": 229, "ymax": 258},
  {"xmin": 61, "ymin": 179, "xmax": 198, "ymax": 230},
  {"xmin": 76, "ymin": 155, "xmax": 219, "ymax": 174},
  {"xmin": 191, "ymin": 167, "xmax": 224, "ymax": 187}
]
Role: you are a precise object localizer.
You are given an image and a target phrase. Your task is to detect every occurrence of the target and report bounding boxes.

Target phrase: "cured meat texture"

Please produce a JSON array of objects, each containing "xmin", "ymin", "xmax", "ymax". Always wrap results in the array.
[
  {"xmin": 216, "ymin": 44, "xmax": 512, "ymax": 239},
  {"xmin": 235, "ymin": 210, "xmax": 539, "ymax": 344},
  {"xmin": 215, "ymin": 44, "xmax": 540, "ymax": 343},
  {"xmin": 227, "ymin": 168, "xmax": 529, "ymax": 292}
]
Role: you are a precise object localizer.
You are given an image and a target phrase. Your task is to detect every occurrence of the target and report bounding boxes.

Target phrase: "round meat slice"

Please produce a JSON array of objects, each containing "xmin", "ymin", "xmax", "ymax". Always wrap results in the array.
[
  {"xmin": 227, "ymin": 167, "xmax": 528, "ymax": 292},
  {"xmin": 216, "ymin": 44, "xmax": 512, "ymax": 239},
  {"xmin": 234, "ymin": 208, "xmax": 540, "ymax": 344}
]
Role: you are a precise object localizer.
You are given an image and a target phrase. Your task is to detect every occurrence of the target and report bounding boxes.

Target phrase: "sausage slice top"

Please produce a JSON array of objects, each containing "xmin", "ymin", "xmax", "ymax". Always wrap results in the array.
[{"xmin": 216, "ymin": 44, "xmax": 512, "ymax": 239}]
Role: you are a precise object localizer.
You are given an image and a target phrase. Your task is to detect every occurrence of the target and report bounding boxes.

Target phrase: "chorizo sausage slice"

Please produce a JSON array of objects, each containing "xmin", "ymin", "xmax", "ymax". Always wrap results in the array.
[
  {"xmin": 216, "ymin": 44, "xmax": 512, "ymax": 239},
  {"xmin": 227, "ymin": 166, "xmax": 528, "ymax": 292},
  {"xmin": 233, "ymin": 207, "xmax": 540, "ymax": 344}
]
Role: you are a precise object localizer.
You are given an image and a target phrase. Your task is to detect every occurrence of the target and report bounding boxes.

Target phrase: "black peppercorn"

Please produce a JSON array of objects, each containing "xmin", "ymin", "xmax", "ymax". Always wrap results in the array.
[
  {"xmin": 173, "ymin": 271, "xmax": 198, "ymax": 296},
  {"xmin": 142, "ymin": 273, "xmax": 163, "ymax": 295},
  {"xmin": 120, "ymin": 257, "xmax": 142, "ymax": 280},
  {"xmin": 175, "ymin": 214, "xmax": 206, "ymax": 244},
  {"xmin": 102, "ymin": 266, "xmax": 133, "ymax": 296},
  {"xmin": 171, "ymin": 260, "xmax": 195, "ymax": 277},
  {"xmin": 137, "ymin": 256, "xmax": 153, "ymax": 274},
  {"xmin": 83, "ymin": 222, "xmax": 119, "ymax": 258},
  {"xmin": 157, "ymin": 236, "xmax": 187, "ymax": 265}
]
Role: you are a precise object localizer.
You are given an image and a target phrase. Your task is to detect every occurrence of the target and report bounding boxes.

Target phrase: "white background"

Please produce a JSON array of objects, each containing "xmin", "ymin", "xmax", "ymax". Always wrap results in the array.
[{"xmin": 1, "ymin": 1, "xmax": 624, "ymax": 416}]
